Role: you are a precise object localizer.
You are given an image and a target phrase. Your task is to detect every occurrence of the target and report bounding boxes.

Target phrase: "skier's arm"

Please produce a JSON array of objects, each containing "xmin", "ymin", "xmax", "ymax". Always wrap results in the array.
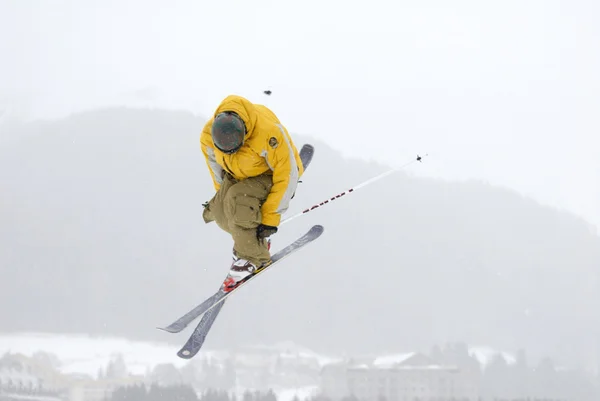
[
  {"xmin": 261, "ymin": 128, "xmax": 299, "ymax": 227},
  {"xmin": 200, "ymin": 123, "xmax": 224, "ymax": 191}
]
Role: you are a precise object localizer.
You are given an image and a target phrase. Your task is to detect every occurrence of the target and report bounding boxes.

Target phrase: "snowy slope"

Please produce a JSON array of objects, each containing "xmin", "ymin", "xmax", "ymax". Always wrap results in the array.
[
  {"xmin": 0, "ymin": 332, "xmax": 516, "ymax": 382},
  {"xmin": 0, "ymin": 333, "xmax": 338, "ymax": 379},
  {"xmin": 0, "ymin": 332, "xmax": 190, "ymax": 378}
]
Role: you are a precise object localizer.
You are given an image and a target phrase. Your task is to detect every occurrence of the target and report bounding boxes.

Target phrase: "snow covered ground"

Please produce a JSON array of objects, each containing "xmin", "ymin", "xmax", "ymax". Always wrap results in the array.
[
  {"xmin": 0, "ymin": 333, "xmax": 338, "ymax": 379},
  {"xmin": 0, "ymin": 333, "xmax": 324, "ymax": 401},
  {"xmin": 0, "ymin": 332, "xmax": 190, "ymax": 378},
  {"xmin": 0, "ymin": 332, "xmax": 515, "ymax": 381}
]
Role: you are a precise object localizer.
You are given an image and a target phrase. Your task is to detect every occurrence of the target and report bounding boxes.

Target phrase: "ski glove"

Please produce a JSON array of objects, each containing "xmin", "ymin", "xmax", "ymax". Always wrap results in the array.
[{"xmin": 257, "ymin": 224, "xmax": 278, "ymax": 239}]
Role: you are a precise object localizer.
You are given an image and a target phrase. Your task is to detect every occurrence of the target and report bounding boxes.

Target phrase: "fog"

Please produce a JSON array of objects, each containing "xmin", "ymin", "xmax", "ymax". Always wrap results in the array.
[
  {"xmin": 1, "ymin": 1, "xmax": 599, "ymax": 400},
  {"xmin": 1, "ymin": 0, "xmax": 599, "ymax": 230}
]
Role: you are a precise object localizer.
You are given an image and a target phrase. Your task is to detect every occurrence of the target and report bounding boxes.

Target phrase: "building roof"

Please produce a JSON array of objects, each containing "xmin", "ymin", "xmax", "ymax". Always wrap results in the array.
[
  {"xmin": 373, "ymin": 353, "xmax": 416, "ymax": 368},
  {"xmin": 348, "ymin": 353, "xmax": 458, "ymax": 371}
]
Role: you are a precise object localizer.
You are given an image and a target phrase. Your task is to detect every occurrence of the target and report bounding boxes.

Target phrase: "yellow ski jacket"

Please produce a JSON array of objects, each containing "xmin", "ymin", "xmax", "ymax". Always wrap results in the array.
[{"xmin": 200, "ymin": 95, "xmax": 304, "ymax": 227}]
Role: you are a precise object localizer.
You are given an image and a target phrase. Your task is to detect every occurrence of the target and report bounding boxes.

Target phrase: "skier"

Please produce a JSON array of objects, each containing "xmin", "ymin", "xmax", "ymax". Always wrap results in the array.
[{"xmin": 200, "ymin": 94, "xmax": 305, "ymax": 286}]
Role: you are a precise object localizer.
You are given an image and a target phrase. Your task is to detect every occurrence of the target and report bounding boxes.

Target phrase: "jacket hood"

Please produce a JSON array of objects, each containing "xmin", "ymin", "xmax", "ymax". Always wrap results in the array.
[{"xmin": 214, "ymin": 95, "xmax": 258, "ymax": 141}]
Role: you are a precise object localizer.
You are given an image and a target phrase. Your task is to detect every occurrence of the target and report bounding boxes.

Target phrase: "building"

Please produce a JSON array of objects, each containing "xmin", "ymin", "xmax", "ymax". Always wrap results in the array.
[
  {"xmin": 0, "ymin": 353, "xmax": 147, "ymax": 401},
  {"xmin": 321, "ymin": 353, "xmax": 480, "ymax": 401}
]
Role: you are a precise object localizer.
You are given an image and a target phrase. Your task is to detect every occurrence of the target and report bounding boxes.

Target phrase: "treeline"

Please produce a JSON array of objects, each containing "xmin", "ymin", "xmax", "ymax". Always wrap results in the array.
[
  {"xmin": 108, "ymin": 384, "xmax": 279, "ymax": 401},
  {"xmin": 109, "ymin": 384, "xmax": 197, "ymax": 401},
  {"xmin": 435, "ymin": 343, "xmax": 599, "ymax": 401}
]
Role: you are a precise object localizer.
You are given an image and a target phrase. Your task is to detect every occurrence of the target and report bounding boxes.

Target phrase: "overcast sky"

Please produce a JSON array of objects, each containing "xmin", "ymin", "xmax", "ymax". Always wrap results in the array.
[{"xmin": 1, "ymin": 0, "xmax": 599, "ymax": 231}]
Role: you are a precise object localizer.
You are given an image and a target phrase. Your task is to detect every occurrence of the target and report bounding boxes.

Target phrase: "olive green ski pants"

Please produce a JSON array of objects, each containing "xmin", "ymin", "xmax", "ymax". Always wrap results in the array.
[{"xmin": 202, "ymin": 173, "xmax": 273, "ymax": 266}]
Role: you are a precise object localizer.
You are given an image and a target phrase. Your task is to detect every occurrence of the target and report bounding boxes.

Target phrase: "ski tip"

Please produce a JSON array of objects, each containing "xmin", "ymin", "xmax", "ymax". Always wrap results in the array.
[
  {"xmin": 177, "ymin": 347, "xmax": 198, "ymax": 360},
  {"xmin": 156, "ymin": 325, "xmax": 181, "ymax": 333},
  {"xmin": 300, "ymin": 144, "xmax": 314, "ymax": 170},
  {"xmin": 301, "ymin": 144, "xmax": 314, "ymax": 152},
  {"xmin": 311, "ymin": 224, "xmax": 324, "ymax": 235},
  {"xmin": 306, "ymin": 225, "xmax": 324, "ymax": 239}
]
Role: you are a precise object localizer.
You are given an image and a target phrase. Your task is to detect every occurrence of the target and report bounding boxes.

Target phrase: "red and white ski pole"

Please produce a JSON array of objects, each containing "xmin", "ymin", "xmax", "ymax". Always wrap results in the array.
[{"xmin": 281, "ymin": 154, "xmax": 427, "ymax": 225}]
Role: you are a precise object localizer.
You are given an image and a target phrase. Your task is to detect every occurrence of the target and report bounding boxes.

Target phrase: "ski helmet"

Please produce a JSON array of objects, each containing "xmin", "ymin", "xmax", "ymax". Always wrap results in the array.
[{"xmin": 211, "ymin": 111, "xmax": 246, "ymax": 154}]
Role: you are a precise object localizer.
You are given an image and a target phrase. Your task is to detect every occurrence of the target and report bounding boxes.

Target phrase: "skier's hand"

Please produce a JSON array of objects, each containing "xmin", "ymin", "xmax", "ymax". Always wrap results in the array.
[{"xmin": 257, "ymin": 224, "xmax": 278, "ymax": 239}]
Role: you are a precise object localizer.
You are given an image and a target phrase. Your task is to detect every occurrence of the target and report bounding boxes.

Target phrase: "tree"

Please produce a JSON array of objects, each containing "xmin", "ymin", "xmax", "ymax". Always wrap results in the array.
[
  {"xmin": 148, "ymin": 384, "xmax": 199, "ymax": 401},
  {"xmin": 242, "ymin": 389, "xmax": 254, "ymax": 401},
  {"xmin": 263, "ymin": 389, "xmax": 278, "ymax": 401},
  {"xmin": 512, "ymin": 348, "xmax": 530, "ymax": 398},
  {"xmin": 109, "ymin": 384, "xmax": 146, "ymax": 401},
  {"xmin": 150, "ymin": 363, "xmax": 182, "ymax": 386},
  {"xmin": 531, "ymin": 357, "xmax": 558, "ymax": 399},
  {"xmin": 481, "ymin": 354, "xmax": 510, "ymax": 400},
  {"xmin": 105, "ymin": 354, "xmax": 128, "ymax": 380},
  {"xmin": 429, "ymin": 345, "xmax": 444, "ymax": 363},
  {"xmin": 221, "ymin": 357, "xmax": 236, "ymax": 390}
]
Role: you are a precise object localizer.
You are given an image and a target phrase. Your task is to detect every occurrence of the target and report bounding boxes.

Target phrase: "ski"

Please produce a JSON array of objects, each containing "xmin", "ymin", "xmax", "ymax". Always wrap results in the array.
[
  {"xmin": 176, "ymin": 224, "xmax": 324, "ymax": 359},
  {"xmin": 159, "ymin": 223, "xmax": 323, "ymax": 333},
  {"xmin": 157, "ymin": 144, "xmax": 315, "ymax": 334},
  {"xmin": 177, "ymin": 298, "xmax": 226, "ymax": 359},
  {"xmin": 157, "ymin": 291, "xmax": 225, "ymax": 333},
  {"xmin": 158, "ymin": 224, "xmax": 322, "ymax": 334}
]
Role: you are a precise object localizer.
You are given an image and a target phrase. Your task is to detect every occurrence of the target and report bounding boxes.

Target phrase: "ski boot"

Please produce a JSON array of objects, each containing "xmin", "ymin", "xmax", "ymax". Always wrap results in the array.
[
  {"xmin": 221, "ymin": 240, "xmax": 272, "ymax": 292},
  {"xmin": 221, "ymin": 258, "xmax": 270, "ymax": 292}
]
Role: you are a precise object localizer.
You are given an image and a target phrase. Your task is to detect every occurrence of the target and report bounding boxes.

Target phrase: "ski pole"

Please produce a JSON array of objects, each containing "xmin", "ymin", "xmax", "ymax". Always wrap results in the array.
[{"xmin": 281, "ymin": 154, "xmax": 427, "ymax": 225}]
